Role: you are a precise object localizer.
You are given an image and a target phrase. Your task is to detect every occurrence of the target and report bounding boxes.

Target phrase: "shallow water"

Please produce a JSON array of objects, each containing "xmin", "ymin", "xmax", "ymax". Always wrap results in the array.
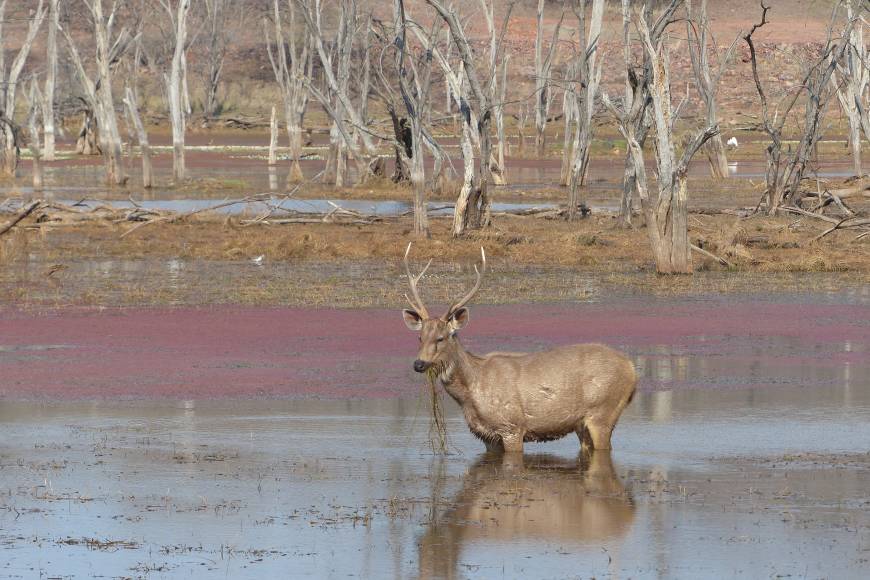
[
  {"xmin": 1, "ymin": 388, "xmax": 869, "ymax": 579},
  {"xmin": 45, "ymin": 197, "xmax": 563, "ymax": 217},
  {"xmin": 1, "ymin": 291, "xmax": 870, "ymax": 578}
]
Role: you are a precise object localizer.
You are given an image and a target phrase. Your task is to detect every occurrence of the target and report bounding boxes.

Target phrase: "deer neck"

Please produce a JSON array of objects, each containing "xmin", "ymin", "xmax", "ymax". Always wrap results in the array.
[{"xmin": 439, "ymin": 338, "xmax": 481, "ymax": 403}]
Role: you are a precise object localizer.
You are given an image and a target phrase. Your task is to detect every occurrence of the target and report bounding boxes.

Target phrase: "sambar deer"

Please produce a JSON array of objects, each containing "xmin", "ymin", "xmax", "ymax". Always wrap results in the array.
[{"xmin": 402, "ymin": 243, "xmax": 636, "ymax": 453}]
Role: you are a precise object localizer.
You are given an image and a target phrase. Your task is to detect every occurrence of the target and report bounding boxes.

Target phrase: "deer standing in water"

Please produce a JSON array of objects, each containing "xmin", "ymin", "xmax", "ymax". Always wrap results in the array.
[{"xmin": 402, "ymin": 244, "xmax": 636, "ymax": 453}]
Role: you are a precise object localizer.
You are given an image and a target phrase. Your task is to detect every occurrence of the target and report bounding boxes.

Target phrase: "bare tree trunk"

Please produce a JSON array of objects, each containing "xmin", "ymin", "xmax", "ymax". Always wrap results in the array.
[
  {"xmin": 493, "ymin": 54, "xmax": 509, "ymax": 186},
  {"xmin": 559, "ymin": 85, "xmax": 574, "ymax": 186},
  {"xmin": 452, "ymin": 116, "xmax": 476, "ymax": 236},
  {"xmin": 267, "ymin": 0, "xmax": 310, "ymax": 185},
  {"xmin": 426, "ymin": 0, "xmax": 506, "ymax": 231},
  {"xmin": 27, "ymin": 83, "xmax": 44, "ymax": 191},
  {"xmin": 479, "ymin": 0, "xmax": 509, "ymax": 185},
  {"xmin": 76, "ymin": 110, "xmax": 101, "ymax": 155},
  {"xmin": 43, "ymin": 0, "xmax": 59, "ymax": 161},
  {"xmin": 534, "ymin": 0, "xmax": 564, "ymax": 156},
  {"xmin": 0, "ymin": 0, "xmax": 47, "ymax": 176},
  {"xmin": 393, "ymin": 0, "xmax": 433, "ymax": 237},
  {"xmin": 515, "ymin": 104, "xmax": 527, "ymax": 153},
  {"xmin": 203, "ymin": 0, "xmax": 236, "ymax": 119},
  {"xmin": 604, "ymin": 0, "xmax": 715, "ymax": 274},
  {"xmin": 567, "ymin": 0, "xmax": 604, "ymax": 221},
  {"xmin": 687, "ymin": 0, "xmax": 737, "ymax": 181},
  {"xmin": 831, "ymin": 0, "xmax": 867, "ymax": 177},
  {"xmin": 269, "ymin": 105, "xmax": 279, "ymax": 166},
  {"xmin": 123, "ymin": 87, "xmax": 153, "ymax": 188},
  {"xmin": 166, "ymin": 0, "xmax": 191, "ymax": 182},
  {"xmin": 62, "ymin": 0, "xmax": 130, "ymax": 185}
]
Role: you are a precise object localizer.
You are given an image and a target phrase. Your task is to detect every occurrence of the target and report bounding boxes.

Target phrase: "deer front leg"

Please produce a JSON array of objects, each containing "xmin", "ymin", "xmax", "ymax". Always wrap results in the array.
[
  {"xmin": 483, "ymin": 436, "xmax": 504, "ymax": 453},
  {"xmin": 500, "ymin": 431, "xmax": 524, "ymax": 454}
]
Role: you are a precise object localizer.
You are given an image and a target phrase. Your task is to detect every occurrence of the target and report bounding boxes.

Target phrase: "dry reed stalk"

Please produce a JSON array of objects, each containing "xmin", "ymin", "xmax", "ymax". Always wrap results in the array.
[{"xmin": 425, "ymin": 367, "xmax": 449, "ymax": 454}]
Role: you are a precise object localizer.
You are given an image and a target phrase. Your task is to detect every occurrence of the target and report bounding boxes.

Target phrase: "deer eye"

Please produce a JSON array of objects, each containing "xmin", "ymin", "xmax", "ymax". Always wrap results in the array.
[{"xmin": 436, "ymin": 337, "xmax": 445, "ymax": 343}]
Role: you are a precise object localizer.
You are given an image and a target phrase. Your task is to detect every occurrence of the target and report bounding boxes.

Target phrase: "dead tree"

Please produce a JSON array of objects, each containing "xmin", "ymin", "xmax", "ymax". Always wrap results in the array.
[
  {"xmin": 566, "ymin": 0, "xmax": 605, "ymax": 220},
  {"xmin": 266, "ymin": 0, "xmax": 311, "ymax": 184},
  {"xmin": 603, "ymin": 1, "xmax": 717, "ymax": 274},
  {"xmin": 559, "ymin": 67, "xmax": 576, "ymax": 186},
  {"xmin": 743, "ymin": 2, "xmax": 855, "ymax": 214},
  {"xmin": 371, "ymin": 20, "xmax": 413, "ymax": 183},
  {"xmin": 686, "ymin": 0, "xmax": 738, "ymax": 180},
  {"xmin": 425, "ymin": 0, "xmax": 505, "ymax": 234},
  {"xmin": 478, "ymin": 0, "xmax": 512, "ymax": 185},
  {"xmin": 43, "ymin": 0, "xmax": 60, "ymax": 161},
  {"xmin": 63, "ymin": 0, "xmax": 135, "ymax": 185},
  {"xmin": 409, "ymin": 22, "xmax": 479, "ymax": 236},
  {"xmin": 830, "ymin": 0, "xmax": 868, "ymax": 177},
  {"xmin": 534, "ymin": 0, "xmax": 564, "ymax": 156},
  {"xmin": 0, "ymin": 0, "xmax": 47, "ymax": 176},
  {"xmin": 27, "ymin": 82, "xmax": 44, "ymax": 190},
  {"xmin": 122, "ymin": 86, "xmax": 153, "ymax": 188},
  {"xmin": 161, "ymin": 0, "xmax": 191, "ymax": 182},
  {"xmin": 392, "ymin": 0, "xmax": 436, "ymax": 237},
  {"xmin": 615, "ymin": 0, "xmax": 653, "ymax": 228},
  {"xmin": 296, "ymin": 0, "xmax": 377, "ymax": 185},
  {"xmin": 201, "ymin": 0, "xmax": 236, "ymax": 119}
]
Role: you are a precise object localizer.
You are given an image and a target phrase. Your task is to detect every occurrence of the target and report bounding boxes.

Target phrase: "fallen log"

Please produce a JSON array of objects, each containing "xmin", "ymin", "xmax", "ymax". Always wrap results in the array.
[{"xmin": 0, "ymin": 200, "xmax": 42, "ymax": 237}]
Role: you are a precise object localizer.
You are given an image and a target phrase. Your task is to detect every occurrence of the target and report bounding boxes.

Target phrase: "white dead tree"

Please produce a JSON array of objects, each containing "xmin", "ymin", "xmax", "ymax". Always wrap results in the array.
[
  {"xmin": 615, "ymin": 0, "xmax": 653, "ymax": 227},
  {"xmin": 266, "ymin": 0, "xmax": 311, "ymax": 184},
  {"xmin": 686, "ymin": 0, "xmax": 738, "ymax": 180},
  {"xmin": 409, "ymin": 22, "xmax": 479, "ymax": 236},
  {"xmin": 0, "ymin": 0, "xmax": 47, "ymax": 176},
  {"xmin": 161, "ymin": 0, "xmax": 191, "ymax": 182},
  {"xmin": 63, "ymin": 0, "xmax": 135, "ymax": 185},
  {"xmin": 566, "ymin": 0, "xmax": 605, "ymax": 220},
  {"xmin": 478, "ymin": 0, "xmax": 512, "ymax": 185},
  {"xmin": 603, "ymin": 0, "xmax": 718, "ymax": 274},
  {"xmin": 534, "ymin": 0, "xmax": 564, "ymax": 156},
  {"xmin": 392, "ymin": 0, "xmax": 436, "ymax": 237},
  {"xmin": 559, "ymin": 67, "xmax": 576, "ymax": 186},
  {"xmin": 830, "ymin": 0, "xmax": 868, "ymax": 176},
  {"xmin": 43, "ymin": 0, "xmax": 60, "ymax": 161},
  {"xmin": 123, "ymin": 85, "xmax": 153, "ymax": 188},
  {"xmin": 296, "ymin": 0, "xmax": 377, "ymax": 185},
  {"xmin": 27, "ymin": 81, "xmax": 44, "ymax": 190},
  {"xmin": 425, "ymin": 0, "xmax": 508, "ymax": 234},
  {"xmin": 201, "ymin": 0, "xmax": 235, "ymax": 119}
]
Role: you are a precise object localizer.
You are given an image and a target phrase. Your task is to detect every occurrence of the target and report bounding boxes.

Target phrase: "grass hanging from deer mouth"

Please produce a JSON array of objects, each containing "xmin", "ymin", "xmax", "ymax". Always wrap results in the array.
[{"xmin": 424, "ymin": 366, "xmax": 449, "ymax": 454}]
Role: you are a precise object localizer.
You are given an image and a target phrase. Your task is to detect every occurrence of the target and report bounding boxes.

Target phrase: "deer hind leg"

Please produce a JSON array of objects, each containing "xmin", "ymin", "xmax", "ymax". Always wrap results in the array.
[
  {"xmin": 577, "ymin": 424, "xmax": 593, "ymax": 450},
  {"xmin": 583, "ymin": 420, "xmax": 614, "ymax": 451}
]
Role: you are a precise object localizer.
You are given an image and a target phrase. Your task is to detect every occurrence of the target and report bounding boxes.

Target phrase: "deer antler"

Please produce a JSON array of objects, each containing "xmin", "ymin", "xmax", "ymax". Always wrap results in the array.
[
  {"xmin": 445, "ymin": 247, "xmax": 486, "ymax": 318},
  {"xmin": 403, "ymin": 242, "xmax": 432, "ymax": 318}
]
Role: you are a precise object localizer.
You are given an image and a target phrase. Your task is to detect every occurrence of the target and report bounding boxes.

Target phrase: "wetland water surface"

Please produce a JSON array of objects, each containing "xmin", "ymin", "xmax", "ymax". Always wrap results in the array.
[{"xmin": 1, "ymin": 293, "xmax": 869, "ymax": 578}]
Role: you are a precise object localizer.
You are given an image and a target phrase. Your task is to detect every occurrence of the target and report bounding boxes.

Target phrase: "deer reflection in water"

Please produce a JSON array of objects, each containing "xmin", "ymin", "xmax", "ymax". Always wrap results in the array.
[{"xmin": 418, "ymin": 451, "xmax": 635, "ymax": 579}]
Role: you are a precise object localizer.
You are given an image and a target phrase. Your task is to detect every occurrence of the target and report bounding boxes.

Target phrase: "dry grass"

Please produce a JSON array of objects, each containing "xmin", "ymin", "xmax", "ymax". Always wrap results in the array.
[
  {"xmin": 5, "ymin": 209, "xmax": 870, "ymax": 269},
  {"xmin": 1, "ymin": 208, "xmax": 868, "ymax": 308}
]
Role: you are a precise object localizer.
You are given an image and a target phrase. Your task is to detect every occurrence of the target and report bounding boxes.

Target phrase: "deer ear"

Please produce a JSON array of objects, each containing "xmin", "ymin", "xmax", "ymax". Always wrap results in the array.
[
  {"xmin": 447, "ymin": 307, "xmax": 469, "ymax": 332},
  {"xmin": 402, "ymin": 309, "xmax": 423, "ymax": 331}
]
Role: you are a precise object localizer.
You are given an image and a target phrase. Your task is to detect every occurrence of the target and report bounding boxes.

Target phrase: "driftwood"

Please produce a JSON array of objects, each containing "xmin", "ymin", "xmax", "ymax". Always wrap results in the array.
[
  {"xmin": 0, "ymin": 200, "xmax": 42, "ymax": 237},
  {"xmin": 779, "ymin": 205, "xmax": 870, "ymax": 243},
  {"xmin": 690, "ymin": 243, "xmax": 732, "ymax": 267},
  {"xmin": 810, "ymin": 217, "xmax": 870, "ymax": 243}
]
